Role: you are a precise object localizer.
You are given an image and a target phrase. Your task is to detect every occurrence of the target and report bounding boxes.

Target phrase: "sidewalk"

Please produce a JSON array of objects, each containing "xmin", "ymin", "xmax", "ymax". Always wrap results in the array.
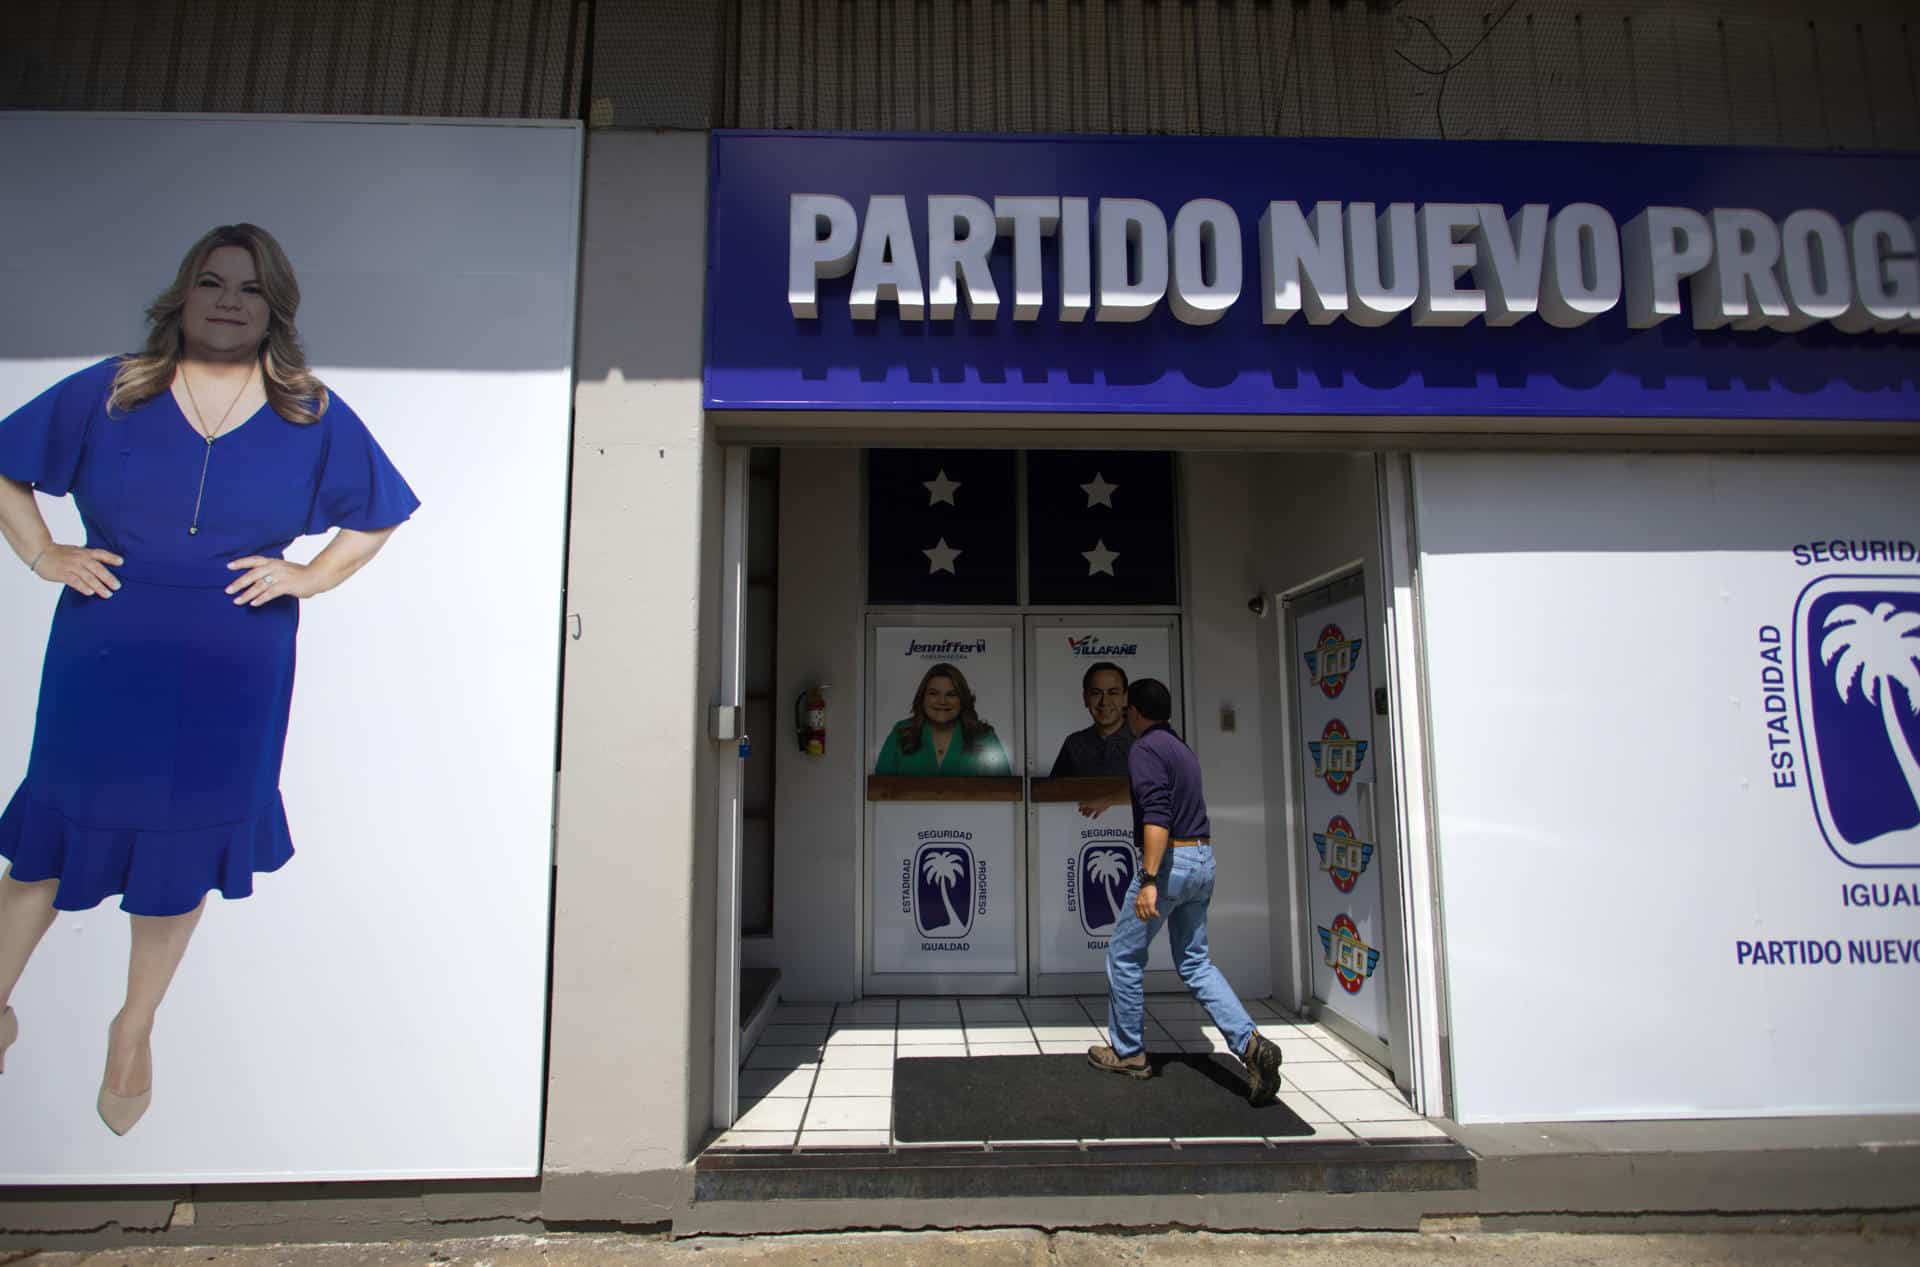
[{"xmin": 12, "ymin": 1228, "xmax": 1920, "ymax": 1266}]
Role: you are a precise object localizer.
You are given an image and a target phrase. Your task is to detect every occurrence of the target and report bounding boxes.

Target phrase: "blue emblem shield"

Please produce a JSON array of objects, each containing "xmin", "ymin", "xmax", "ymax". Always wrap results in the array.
[
  {"xmin": 914, "ymin": 841, "xmax": 977, "ymax": 938},
  {"xmin": 1795, "ymin": 577, "xmax": 1920, "ymax": 866},
  {"xmin": 1078, "ymin": 841, "xmax": 1135, "ymax": 935}
]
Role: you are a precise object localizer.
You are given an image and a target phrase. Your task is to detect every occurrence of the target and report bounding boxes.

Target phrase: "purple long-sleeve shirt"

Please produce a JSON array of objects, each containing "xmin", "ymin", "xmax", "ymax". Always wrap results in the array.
[{"xmin": 1127, "ymin": 723, "xmax": 1212, "ymax": 849}]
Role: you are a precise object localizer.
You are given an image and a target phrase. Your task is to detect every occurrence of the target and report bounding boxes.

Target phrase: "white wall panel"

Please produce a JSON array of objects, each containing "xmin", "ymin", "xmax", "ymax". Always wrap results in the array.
[
  {"xmin": 1417, "ymin": 452, "xmax": 1920, "ymax": 1122},
  {"xmin": 0, "ymin": 115, "xmax": 576, "ymax": 1182}
]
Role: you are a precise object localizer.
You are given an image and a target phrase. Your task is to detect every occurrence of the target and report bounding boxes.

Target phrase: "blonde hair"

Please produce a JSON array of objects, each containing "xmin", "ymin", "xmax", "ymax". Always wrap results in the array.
[{"xmin": 108, "ymin": 223, "xmax": 330, "ymax": 425}]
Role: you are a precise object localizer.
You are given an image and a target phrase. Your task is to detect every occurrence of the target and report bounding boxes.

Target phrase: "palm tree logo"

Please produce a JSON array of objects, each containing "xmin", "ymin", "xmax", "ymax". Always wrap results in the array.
[
  {"xmin": 918, "ymin": 848, "xmax": 971, "ymax": 937},
  {"xmin": 1083, "ymin": 847, "xmax": 1132, "ymax": 932},
  {"xmin": 1821, "ymin": 600, "xmax": 1920, "ymax": 823}
]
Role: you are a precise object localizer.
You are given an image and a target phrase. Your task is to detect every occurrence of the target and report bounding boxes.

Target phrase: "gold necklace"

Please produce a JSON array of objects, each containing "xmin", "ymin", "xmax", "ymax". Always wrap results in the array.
[{"xmin": 180, "ymin": 363, "xmax": 255, "ymax": 536}]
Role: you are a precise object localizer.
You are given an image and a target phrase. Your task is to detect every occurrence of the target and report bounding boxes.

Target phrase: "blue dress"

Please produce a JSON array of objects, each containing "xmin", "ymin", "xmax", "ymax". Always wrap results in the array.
[{"xmin": 0, "ymin": 358, "xmax": 418, "ymax": 916}]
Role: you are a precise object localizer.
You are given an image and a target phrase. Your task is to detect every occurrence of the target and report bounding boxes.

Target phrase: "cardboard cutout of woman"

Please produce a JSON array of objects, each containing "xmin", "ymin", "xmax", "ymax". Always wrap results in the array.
[
  {"xmin": 874, "ymin": 662, "xmax": 1011, "ymax": 776},
  {"xmin": 0, "ymin": 224, "xmax": 418, "ymax": 1135}
]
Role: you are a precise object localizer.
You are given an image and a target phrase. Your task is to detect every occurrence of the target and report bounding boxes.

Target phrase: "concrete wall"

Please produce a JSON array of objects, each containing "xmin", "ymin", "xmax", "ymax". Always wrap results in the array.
[
  {"xmin": 770, "ymin": 448, "xmax": 865, "ymax": 1002},
  {"xmin": 543, "ymin": 129, "xmax": 715, "ymax": 1216},
  {"xmin": 1177, "ymin": 455, "xmax": 1280, "ymax": 999}
]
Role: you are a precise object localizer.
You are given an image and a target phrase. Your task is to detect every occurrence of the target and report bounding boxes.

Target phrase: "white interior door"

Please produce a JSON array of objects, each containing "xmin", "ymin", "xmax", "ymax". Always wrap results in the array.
[
  {"xmin": 1024, "ymin": 615, "xmax": 1183, "ymax": 996},
  {"xmin": 862, "ymin": 617, "xmax": 1026, "ymax": 995},
  {"xmin": 1288, "ymin": 574, "xmax": 1395, "ymax": 1059}
]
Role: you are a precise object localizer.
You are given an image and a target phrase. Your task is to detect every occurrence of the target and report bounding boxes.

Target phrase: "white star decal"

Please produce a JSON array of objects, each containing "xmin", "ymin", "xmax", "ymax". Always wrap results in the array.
[
  {"xmin": 1081, "ymin": 540, "xmax": 1120, "ymax": 576},
  {"xmin": 1080, "ymin": 473, "xmax": 1118, "ymax": 508},
  {"xmin": 924, "ymin": 538, "xmax": 962, "ymax": 574},
  {"xmin": 923, "ymin": 469, "xmax": 961, "ymax": 506}
]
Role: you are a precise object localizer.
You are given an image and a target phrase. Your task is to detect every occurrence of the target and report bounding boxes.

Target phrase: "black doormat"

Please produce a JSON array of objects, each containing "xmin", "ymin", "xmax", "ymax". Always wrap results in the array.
[{"xmin": 893, "ymin": 1053, "xmax": 1314, "ymax": 1143}]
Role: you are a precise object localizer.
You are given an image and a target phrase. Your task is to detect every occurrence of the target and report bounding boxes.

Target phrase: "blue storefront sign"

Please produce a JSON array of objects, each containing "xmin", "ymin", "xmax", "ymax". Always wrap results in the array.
[{"xmin": 704, "ymin": 131, "xmax": 1918, "ymax": 420}]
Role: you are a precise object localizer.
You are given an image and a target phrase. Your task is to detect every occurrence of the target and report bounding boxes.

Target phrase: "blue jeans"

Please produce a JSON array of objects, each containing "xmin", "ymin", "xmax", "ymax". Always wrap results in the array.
[{"xmin": 1104, "ymin": 844, "xmax": 1258, "ymax": 1060}]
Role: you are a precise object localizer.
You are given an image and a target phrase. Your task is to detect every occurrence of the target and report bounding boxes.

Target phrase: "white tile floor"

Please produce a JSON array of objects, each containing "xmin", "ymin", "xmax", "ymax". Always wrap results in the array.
[{"xmin": 715, "ymin": 995, "xmax": 1445, "ymax": 1151}]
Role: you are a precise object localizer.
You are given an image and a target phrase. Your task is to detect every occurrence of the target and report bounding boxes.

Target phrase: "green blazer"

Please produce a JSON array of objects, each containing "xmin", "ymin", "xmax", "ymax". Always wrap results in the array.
[{"xmin": 874, "ymin": 722, "xmax": 1012, "ymax": 775}]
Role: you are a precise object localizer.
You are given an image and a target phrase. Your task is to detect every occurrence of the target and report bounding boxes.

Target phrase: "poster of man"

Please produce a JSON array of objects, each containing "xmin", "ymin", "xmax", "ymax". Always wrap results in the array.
[
  {"xmin": 1029, "ymin": 626, "xmax": 1175, "ymax": 781},
  {"xmin": 1048, "ymin": 662, "xmax": 1133, "ymax": 777}
]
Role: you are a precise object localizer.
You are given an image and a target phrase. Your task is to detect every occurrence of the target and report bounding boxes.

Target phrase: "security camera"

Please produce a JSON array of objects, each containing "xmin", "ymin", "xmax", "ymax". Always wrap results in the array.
[{"xmin": 1247, "ymin": 594, "xmax": 1267, "ymax": 617}]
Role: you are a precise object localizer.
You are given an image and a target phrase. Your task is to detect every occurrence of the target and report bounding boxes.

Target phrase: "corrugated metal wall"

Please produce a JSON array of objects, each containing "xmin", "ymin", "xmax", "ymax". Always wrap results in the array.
[
  {"xmin": 5, "ymin": 1, "xmax": 1917, "ymax": 150},
  {"xmin": 0, "ymin": 0, "xmax": 589, "ymax": 118},
  {"xmin": 708, "ymin": 0, "xmax": 1920, "ymax": 147}
]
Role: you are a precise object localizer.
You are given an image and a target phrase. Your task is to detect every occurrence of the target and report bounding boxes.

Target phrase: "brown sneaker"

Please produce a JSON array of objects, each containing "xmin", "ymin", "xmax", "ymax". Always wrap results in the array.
[
  {"xmin": 1242, "ymin": 1032, "xmax": 1283, "ymax": 1106},
  {"xmin": 1087, "ymin": 1043, "xmax": 1151, "ymax": 1079}
]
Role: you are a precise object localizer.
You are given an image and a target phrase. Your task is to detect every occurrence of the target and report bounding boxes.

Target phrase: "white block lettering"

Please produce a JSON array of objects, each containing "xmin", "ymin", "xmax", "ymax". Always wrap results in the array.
[
  {"xmin": 1414, "ymin": 202, "xmax": 1488, "ymax": 327},
  {"xmin": 1345, "ymin": 201, "xmax": 1419, "ymax": 327},
  {"xmin": 1835, "ymin": 211, "xmax": 1918, "ymax": 334},
  {"xmin": 926, "ymin": 195, "xmax": 1000, "ymax": 320},
  {"xmin": 1059, "ymin": 196, "xmax": 1093, "ymax": 323},
  {"xmin": 1470, "ymin": 203, "xmax": 1548, "ymax": 326},
  {"xmin": 1541, "ymin": 203, "xmax": 1621, "ymax": 328},
  {"xmin": 1260, "ymin": 200, "xmax": 1348, "ymax": 325},
  {"xmin": 992, "ymin": 196, "xmax": 1060, "ymax": 321},
  {"xmin": 849, "ymin": 194, "xmax": 925, "ymax": 320},
  {"xmin": 1773, "ymin": 209, "xmax": 1852, "ymax": 331},
  {"xmin": 1169, "ymin": 198, "xmax": 1243, "ymax": 326},
  {"xmin": 787, "ymin": 193, "xmax": 858, "ymax": 318},
  {"xmin": 1623, "ymin": 206, "xmax": 1713, "ymax": 329},
  {"xmin": 1691, "ymin": 209, "xmax": 1788, "ymax": 330},
  {"xmin": 1096, "ymin": 198, "xmax": 1168, "ymax": 323}
]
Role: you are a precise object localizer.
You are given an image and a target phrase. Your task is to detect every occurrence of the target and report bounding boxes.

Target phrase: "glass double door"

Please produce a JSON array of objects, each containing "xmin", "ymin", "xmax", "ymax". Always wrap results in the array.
[{"xmin": 862, "ymin": 613, "xmax": 1181, "ymax": 996}]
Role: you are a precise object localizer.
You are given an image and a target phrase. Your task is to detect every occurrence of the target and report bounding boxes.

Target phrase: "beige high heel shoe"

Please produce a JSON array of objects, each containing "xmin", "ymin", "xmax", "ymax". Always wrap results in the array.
[
  {"xmin": 0, "ymin": 1007, "xmax": 16, "ymax": 1074},
  {"xmin": 97, "ymin": 1021, "xmax": 153, "ymax": 1136},
  {"xmin": 97, "ymin": 1082, "xmax": 152, "ymax": 1136}
]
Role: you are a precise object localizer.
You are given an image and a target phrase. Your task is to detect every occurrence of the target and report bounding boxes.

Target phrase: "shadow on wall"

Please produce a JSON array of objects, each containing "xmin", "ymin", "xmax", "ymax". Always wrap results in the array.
[
  {"xmin": 573, "ymin": 130, "xmax": 712, "ymax": 386},
  {"xmin": 1414, "ymin": 453, "xmax": 1920, "ymax": 556}
]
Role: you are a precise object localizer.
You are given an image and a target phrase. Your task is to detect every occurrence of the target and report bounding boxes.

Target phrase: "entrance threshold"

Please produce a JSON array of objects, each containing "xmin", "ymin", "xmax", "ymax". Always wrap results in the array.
[
  {"xmin": 695, "ymin": 1136, "xmax": 1474, "ymax": 1206},
  {"xmin": 717, "ymin": 994, "xmax": 1448, "ymax": 1152}
]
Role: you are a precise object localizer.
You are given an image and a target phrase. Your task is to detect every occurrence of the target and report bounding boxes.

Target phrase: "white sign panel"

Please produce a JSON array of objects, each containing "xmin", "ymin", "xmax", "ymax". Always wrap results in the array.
[
  {"xmin": 0, "ymin": 115, "xmax": 575, "ymax": 1181},
  {"xmin": 1034, "ymin": 810, "xmax": 1174, "ymax": 975},
  {"xmin": 871, "ymin": 803, "xmax": 1018, "ymax": 975},
  {"xmin": 1416, "ymin": 453, "xmax": 1920, "ymax": 1122},
  {"xmin": 1029, "ymin": 624, "xmax": 1175, "ymax": 977},
  {"xmin": 868, "ymin": 626, "xmax": 1018, "ymax": 976},
  {"xmin": 1294, "ymin": 594, "xmax": 1388, "ymax": 1041}
]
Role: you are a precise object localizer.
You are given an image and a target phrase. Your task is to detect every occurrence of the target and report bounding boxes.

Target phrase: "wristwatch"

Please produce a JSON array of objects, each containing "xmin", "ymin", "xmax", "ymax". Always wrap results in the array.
[{"xmin": 1138, "ymin": 871, "xmax": 1159, "ymax": 888}]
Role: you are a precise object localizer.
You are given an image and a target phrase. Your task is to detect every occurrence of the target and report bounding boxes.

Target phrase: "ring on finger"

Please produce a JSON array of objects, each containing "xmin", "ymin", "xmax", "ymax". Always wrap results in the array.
[{"xmin": 262, "ymin": 574, "xmax": 276, "ymax": 587}]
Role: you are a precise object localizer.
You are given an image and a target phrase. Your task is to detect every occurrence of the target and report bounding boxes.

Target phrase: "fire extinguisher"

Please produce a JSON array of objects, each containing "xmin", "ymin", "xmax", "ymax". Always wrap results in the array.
[{"xmin": 794, "ymin": 684, "xmax": 829, "ymax": 755}]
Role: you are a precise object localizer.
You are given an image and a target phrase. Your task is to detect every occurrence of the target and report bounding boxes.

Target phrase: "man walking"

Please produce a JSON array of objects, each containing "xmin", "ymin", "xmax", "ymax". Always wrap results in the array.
[{"xmin": 1086, "ymin": 679, "xmax": 1284, "ymax": 1105}]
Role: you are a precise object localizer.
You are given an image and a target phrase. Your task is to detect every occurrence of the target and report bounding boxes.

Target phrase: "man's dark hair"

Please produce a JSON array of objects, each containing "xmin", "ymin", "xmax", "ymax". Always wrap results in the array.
[
  {"xmin": 1081, "ymin": 661, "xmax": 1128, "ymax": 695},
  {"xmin": 1128, "ymin": 678, "xmax": 1173, "ymax": 723}
]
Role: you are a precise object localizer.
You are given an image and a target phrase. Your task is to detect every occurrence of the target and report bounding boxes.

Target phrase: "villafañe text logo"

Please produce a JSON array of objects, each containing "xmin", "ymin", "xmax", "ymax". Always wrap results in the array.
[
  {"xmin": 1309, "ymin": 719, "xmax": 1368, "ymax": 794},
  {"xmin": 911, "ymin": 837, "xmax": 979, "ymax": 939},
  {"xmin": 1313, "ymin": 815, "xmax": 1375, "ymax": 894},
  {"xmin": 1067, "ymin": 634, "xmax": 1140, "ymax": 657},
  {"xmin": 1791, "ymin": 574, "xmax": 1920, "ymax": 868},
  {"xmin": 1304, "ymin": 624, "xmax": 1362, "ymax": 699},
  {"xmin": 1318, "ymin": 914, "xmax": 1381, "ymax": 995},
  {"xmin": 1075, "ymin": 832, "xmax": 1135, "ymax": 938}
]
